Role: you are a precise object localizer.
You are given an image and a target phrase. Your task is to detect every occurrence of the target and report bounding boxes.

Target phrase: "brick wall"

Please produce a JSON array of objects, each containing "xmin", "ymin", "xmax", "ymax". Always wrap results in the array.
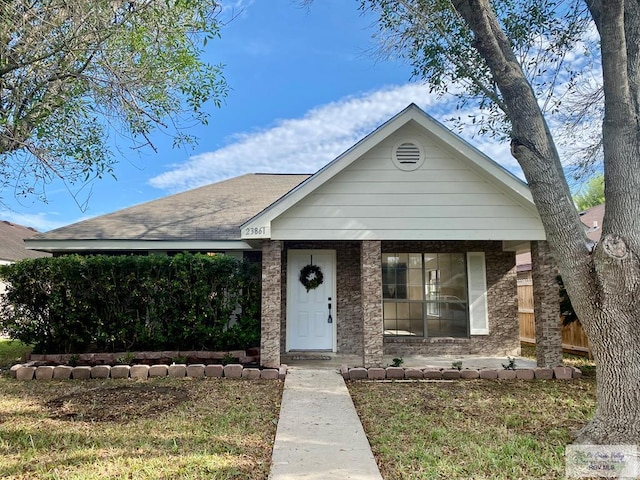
[
  {"xmin": 337, "ymin": 243, "xmax": 363, "ymax": 354},
  {"xmin": 260, "ymin": 240, "xmax": 282, "ymax": 368},
  {"xmin": 531, "ymin": 240, "xmax": 562, "ymax": 367},
  {"xmin": 361, "ymin": 240, "xmax": 383, "ymax": 367}
]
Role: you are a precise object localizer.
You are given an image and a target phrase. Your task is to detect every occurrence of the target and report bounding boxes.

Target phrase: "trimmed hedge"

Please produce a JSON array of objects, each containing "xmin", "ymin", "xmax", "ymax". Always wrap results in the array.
[{"xmin": 0, "ymin": 253, "xmax": 260, "ymax": 354}]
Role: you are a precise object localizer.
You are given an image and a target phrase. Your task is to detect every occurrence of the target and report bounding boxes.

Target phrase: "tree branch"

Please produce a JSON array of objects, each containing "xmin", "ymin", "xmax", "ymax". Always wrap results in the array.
[{"xmin": 450, "ymin": 0, "xmax": 592, "ymax": 261}]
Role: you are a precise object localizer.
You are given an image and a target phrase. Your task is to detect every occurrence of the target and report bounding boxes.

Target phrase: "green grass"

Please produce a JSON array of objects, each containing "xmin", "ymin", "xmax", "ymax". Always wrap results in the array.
[
  {"xmin": 0, "ymin": 339, "xmax": 32, "ymax": 369},
  {"xmin": 0, "ymin": 376, "xmax": 282, "ymax": 479},
  {"xmin": 520, "ymin": 342, "xmax": 596, "ymax": 378},
  {"xmin": 349, "ymin": 375, "xmax": 596, "ymax": 479}
]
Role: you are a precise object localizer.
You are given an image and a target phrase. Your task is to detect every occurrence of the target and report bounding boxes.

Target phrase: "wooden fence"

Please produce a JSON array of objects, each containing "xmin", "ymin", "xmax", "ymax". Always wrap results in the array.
[{"xmin": 517, "ymin": 274, "xmax": 591, "ymax": 356}]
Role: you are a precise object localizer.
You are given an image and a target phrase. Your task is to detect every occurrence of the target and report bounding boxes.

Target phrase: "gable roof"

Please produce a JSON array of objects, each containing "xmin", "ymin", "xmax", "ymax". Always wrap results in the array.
[
  {"xmin": 242, "ymin": 103, "xmax": 544, "ymax": 241},
  {"xmin": 0, "ymin": 221, "xmax": 50, "ymax": 262},
  {"xmin": 27, "ymin": 174, "xmax": 310, "ymax": 252},
  {"xmin": 27, "ymin": 104, "xmax": 547, "ymax": 253}
]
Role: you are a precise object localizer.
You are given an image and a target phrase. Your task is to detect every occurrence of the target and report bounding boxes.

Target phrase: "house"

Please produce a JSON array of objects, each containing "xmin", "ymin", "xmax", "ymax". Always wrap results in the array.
[
  {"xmin": 27, "ymin": 104, "xmax": 562, "ymax": 368},
  {"xmin": 516, "ymin": 204, "xmax": 603, "ymax": 355},
  {"xmin": 517, "ymin": 203, "xmax": 604, "ymax": 272},
  {"xmin": 0, "ymin": 220, "xmax": 50, "ymax": 296}
]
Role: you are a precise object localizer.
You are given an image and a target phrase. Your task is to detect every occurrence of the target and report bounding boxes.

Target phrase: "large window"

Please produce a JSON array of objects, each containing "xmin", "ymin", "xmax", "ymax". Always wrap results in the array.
[{"xmin": 383, "ymin": 253, "xmax": 469, "ymax": 337}]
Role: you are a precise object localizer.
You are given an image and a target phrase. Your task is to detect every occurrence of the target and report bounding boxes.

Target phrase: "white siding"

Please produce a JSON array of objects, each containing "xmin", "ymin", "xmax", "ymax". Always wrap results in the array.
[{"xmin": 270, "ymin": 123, "xmax": 544, "ymax": 241}]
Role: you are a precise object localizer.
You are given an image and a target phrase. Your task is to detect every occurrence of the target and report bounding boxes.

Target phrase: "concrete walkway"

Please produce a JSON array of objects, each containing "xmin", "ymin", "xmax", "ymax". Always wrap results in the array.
[{"xmin": 269, "ymin": 368, "xmax": 383, "ymax": 480}]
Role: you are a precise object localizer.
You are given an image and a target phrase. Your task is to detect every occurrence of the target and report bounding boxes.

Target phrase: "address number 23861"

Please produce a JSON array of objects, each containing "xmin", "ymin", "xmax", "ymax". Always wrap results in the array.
[{"xmin": 244, "ymin": 226, "xmax": 267, "ymax": 236}]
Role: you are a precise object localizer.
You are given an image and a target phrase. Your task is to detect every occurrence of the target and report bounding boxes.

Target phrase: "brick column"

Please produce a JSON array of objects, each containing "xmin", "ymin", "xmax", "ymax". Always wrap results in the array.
[
  {"xmin": 361, "ymin": 240, "xmax": 383, "ymax": 368},
  {"xmin": 261, "ymin": 240, "xmax": 282, "ymax": 368},
  {"xmin": 531, "ymin": 240, "xmax": 563, "ymax": 367}
]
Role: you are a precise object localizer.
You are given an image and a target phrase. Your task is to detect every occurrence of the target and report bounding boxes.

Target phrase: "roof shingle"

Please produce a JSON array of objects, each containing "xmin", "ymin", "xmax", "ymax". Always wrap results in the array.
[
  {"xmin": 0, "ymin": 221, "xmax": 50, "ymax": 261},
  {"xmin": 33, "ymin": 174, "xmax": 310, "ymax": 242}
]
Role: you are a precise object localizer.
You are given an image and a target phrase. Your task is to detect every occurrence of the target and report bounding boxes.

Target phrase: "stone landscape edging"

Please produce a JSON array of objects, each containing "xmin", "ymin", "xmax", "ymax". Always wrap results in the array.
[
  {"xmin": 341, "ymin": 365, "xmax": 581, "ymax": 381},
  {"xmin": 10, "ymin": 363, "xmax": 288, "ymax": 381},
  {"xmin": 8, "ymin": 362, "xmax": 582, "ymax": 382}
]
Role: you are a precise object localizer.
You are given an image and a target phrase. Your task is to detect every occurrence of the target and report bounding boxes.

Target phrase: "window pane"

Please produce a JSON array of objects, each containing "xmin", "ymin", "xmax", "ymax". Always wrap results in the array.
[
  {"xmin": 408, "ymin": 286, "xmax": 422, "ymax": 301},
  {"xmin": 384, "ymin": 302, "xmax": 396, "ymax": 320},
  {"xmin": 384, "ymin": 317, "xmax": 397, "ymax": 332},
  {"xmin": 425, "ymin": 301, "xmax": 440, "ymax": 318},
  {"xmin": 424, "ymin": 254, "xmax": 438, "ymax": 269},
  {"xmin": 383, "ymin": 284, "xmax": 396, "ymax": 298},
  {"xmin": 410, "ymin": 302, "xmax": 423, "ymax": 321},
  {"xmin": 425, "ymin": 267, "xmax": 439, "ymax": 301},
  {"xmin": 408, "ymin": 268, "xmax": 422, "ymax": 286},
  {"xmin": 396, "ymin": 253, "xmax": 409, "ymax": 266},
  {"xmin": 444, "ymin": 253, "xmax": 467, "ymax": 301},
  {"xmin": 423, "ymin": 253, "xmax": 469, "ymax": 338},
  {"xmin": 397, "ymin": 302, "xmax": 409, "ymax": 319},
  {"xmin": 409, "ymin": 253, "xmax": 422, "ymax": 268},
  {"xmin": 395, "ymin": 260, "xmax": 407, "ymax": 298},
  {"xmin": 428, "ymin": 303, "xmax": 468, "ymax": 337},
  {"xmin": 410, "ymin": 319, "xmax": 424, "ymax": 337},
  {"xmin": 383, "ymin": 253, "xmax": 398, "ymax": 266},
  {"xmin": 439, "ymin": 254, "xmax": 453, "ymax": 298},
  {"xmin": 396, "ymin": 318, "xmax": 412, "ymax": 334},
  {"xmin": 384, "ymin": 300, "xmax": 425, "ymax": 335},
  {"xmin": 383, "ymin": 253, "xmax": 399, "ymax": 299}
]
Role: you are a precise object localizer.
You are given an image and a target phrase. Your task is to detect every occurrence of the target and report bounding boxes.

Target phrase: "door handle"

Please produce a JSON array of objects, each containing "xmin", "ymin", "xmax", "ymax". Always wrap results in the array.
[{"xmin": 327, "ymin": 297, "xmax": 333, "ymax": 323}]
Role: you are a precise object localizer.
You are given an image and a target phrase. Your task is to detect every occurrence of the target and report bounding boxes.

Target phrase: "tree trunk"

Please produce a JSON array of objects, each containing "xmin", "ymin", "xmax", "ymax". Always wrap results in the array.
[
  {"xmin": 450, "ymin": 0, "xmax": 640, "ymax": 444},
  {"xmin": 571, "ymin": 246, "xmax": 640, "ymax": 443},
  {"xmin": 576, "ymin": 0, "xmax": 640, "ymax": 443},
  {"xmin": 576, "ymin": 313, "xmax": 640, "ymax": 443}
]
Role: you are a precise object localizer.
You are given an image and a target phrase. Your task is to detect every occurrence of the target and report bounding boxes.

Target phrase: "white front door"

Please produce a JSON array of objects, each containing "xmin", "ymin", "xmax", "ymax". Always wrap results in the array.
[{"xmin": 287, "ymin": 250, "xmax": 336, "ymax": 351}]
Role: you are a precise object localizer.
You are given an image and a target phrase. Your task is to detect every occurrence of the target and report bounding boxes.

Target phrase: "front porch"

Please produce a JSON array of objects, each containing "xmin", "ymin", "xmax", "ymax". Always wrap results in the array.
[
  {"xmin": 279, "ymin": 352, "xmax": 537, "ymax": 370},
  {"xmin": 259, "ymin": 239, "xmax": 561, "ymax": 369}
]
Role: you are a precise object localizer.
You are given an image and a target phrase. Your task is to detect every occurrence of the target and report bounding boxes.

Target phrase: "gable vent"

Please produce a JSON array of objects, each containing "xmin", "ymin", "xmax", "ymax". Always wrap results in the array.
[{"xmin": 392, "ymin": 141, "xmax": 424, "ymax": 171}]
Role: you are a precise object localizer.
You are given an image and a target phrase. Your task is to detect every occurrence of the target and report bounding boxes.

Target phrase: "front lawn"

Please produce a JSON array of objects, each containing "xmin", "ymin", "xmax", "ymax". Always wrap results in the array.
[
  {"xmin": 0, "ymin": 376, "xmax": 282, "ymax": 479},
  {"xmin": 349, "ymin": 374, "xmax": 596, "ymax": 479}
]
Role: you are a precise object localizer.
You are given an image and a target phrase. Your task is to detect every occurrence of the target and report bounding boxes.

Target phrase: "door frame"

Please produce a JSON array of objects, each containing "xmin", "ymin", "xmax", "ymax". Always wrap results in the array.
[{"xmin": 286, "ymin": 249, "xmax": 337, "ymax": 352}]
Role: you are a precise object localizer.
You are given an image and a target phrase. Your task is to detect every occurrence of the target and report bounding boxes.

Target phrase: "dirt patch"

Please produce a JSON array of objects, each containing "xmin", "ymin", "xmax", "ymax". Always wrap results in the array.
[{"xmin": 46, "ymin": 384, "xmax": 189, "ymax": 422}]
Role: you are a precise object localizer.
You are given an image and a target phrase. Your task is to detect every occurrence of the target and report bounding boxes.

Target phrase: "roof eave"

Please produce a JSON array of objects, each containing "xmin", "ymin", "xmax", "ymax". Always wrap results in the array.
[{"xmin": 24, "ymin": 239, "xmax": 255, "ymax": 253}]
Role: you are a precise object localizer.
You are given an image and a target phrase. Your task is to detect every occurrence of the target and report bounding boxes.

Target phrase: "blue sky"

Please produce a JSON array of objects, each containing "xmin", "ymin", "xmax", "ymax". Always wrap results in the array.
[{"xmin": 2, "ymin": 0, "xmax": 587, "ymax": 232}]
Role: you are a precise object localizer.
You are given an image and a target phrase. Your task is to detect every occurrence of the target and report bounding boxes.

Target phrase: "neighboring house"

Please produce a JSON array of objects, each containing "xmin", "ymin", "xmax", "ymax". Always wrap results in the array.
[
  {"xmin": 28, "ymin": 104, "xmax": 559, "ymax": 368},
  {"xmin": 516, "ymin": 203, "xmax": 604, "ymax": 271},
  {"xmin": 0, "ymin": 220, "xmax": 50, "ymax": 297},
  {"xmin": 579, "ymin": 203, "xmax": 605, "ymax": 243},
  {"xmin": 516, "ymin": 204, "xmax": 603, "ymax": 354}
]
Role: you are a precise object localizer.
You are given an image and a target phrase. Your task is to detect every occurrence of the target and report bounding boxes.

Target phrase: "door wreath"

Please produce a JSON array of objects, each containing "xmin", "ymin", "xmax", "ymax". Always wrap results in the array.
[{"xmin": 299, "ymin": 264, "xmax": 324, "ymax": 292}]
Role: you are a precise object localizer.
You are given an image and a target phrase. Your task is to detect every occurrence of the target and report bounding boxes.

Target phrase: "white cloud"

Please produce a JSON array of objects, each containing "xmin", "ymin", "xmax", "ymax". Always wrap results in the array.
[
  {"xmin": 149, "ymin": 83, "xmax": 480, "ymax": 192},
  {"xmin": 149, "ymin": 71, "xmax": 607, "ymax": 194},
  {"xmin": 219, "ymin": 0, "xmax": 254, "ymax": 16},
  {"xmin": 0, "ymin": 210, "xmax": 69, "ymax": 232}
]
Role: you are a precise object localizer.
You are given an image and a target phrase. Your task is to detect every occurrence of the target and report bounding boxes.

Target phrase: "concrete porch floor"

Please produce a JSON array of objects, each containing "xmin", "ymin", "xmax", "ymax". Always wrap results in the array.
[{"xmin": 280, "ymin": 352, "xmax": 537, "ymax": 370}]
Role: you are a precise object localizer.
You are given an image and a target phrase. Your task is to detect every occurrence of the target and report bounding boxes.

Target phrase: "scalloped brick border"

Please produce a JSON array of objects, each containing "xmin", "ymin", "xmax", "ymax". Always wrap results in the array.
[
  {"xmin": 9, "ymin": 363, "xmax": 287, "ymax": 381},
  {"xmin": 340, "ymin": 365, "xmax": 581, "ymax": 381}
]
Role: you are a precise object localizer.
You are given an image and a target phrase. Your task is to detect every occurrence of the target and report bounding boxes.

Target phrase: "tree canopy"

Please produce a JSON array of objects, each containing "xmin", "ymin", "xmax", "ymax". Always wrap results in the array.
[
  {"xmin": 574, "ymin": 173, "xmax": 605, "ymax": 211},
  {"xmin": 0, "ymin": 0, "xmax": 227, "ymax": 203},
  {"xmin": 360, "ymin": 0, "xmax": 640, "ymax": 444}
]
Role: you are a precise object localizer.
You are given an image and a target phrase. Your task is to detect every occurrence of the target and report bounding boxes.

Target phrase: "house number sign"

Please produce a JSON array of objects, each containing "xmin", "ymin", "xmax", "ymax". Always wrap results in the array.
[{"xmin": 243, "ymin": 226, "xmax": 268, "ymax": 237}]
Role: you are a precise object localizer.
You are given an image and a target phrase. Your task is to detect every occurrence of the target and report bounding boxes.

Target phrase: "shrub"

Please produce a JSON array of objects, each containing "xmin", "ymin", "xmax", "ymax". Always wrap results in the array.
[{"xmin": 0, "ymin": 253, "xmax": 261, "ymax": 354}]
